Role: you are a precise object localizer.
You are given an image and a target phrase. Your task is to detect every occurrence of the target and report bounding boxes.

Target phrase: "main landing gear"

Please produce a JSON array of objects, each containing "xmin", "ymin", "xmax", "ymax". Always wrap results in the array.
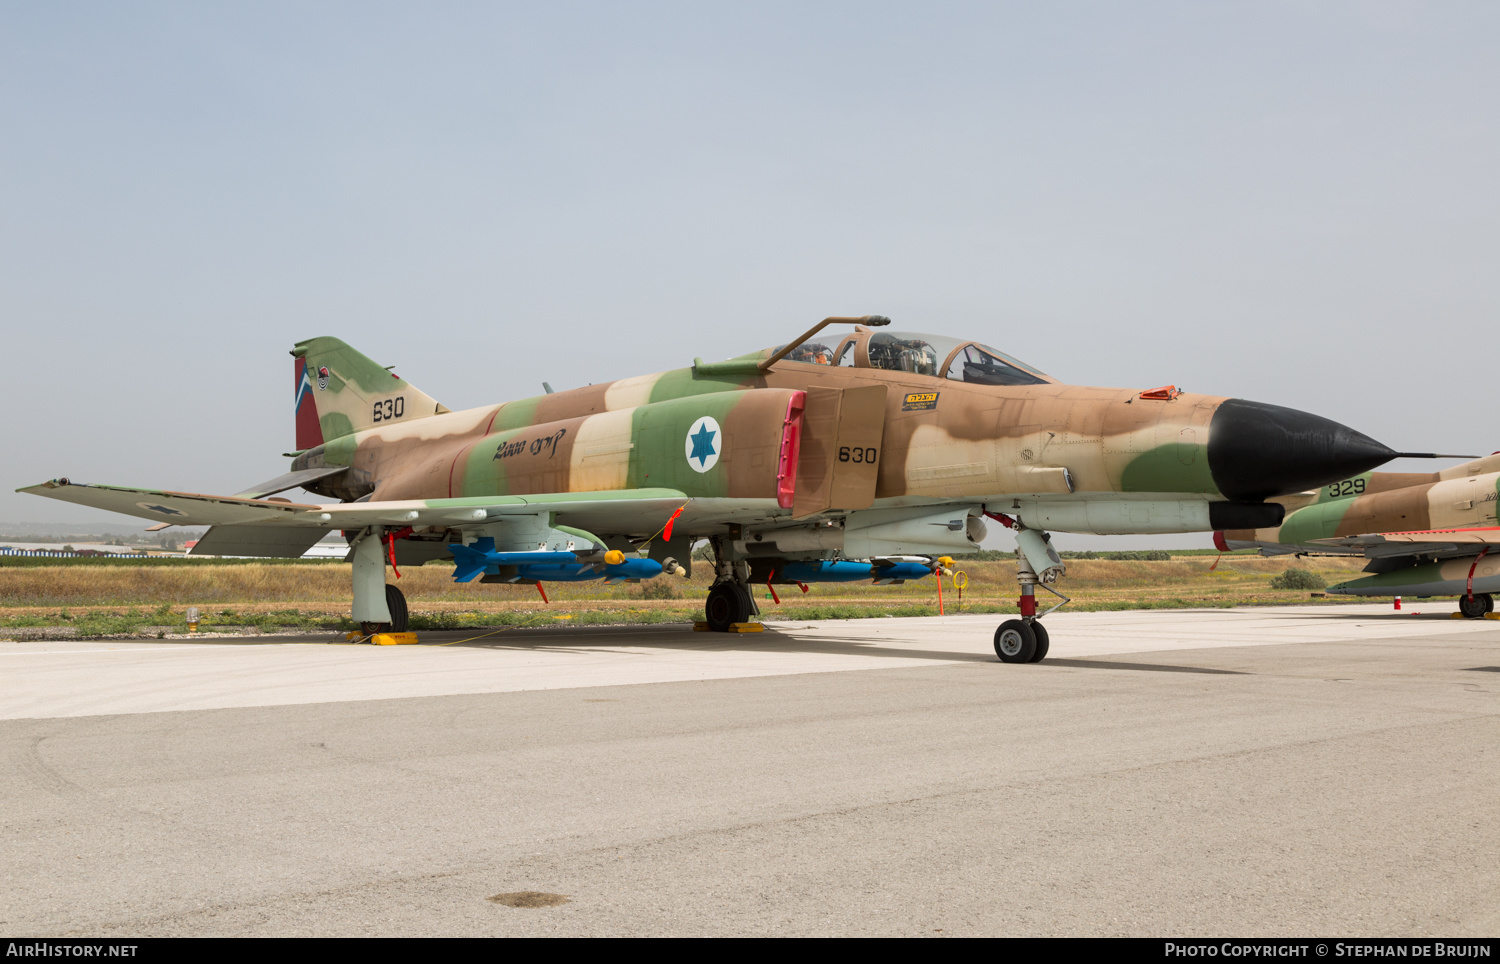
[
  {"xmin": 352, "ymin": 527, "xmax": 410, "ymax": 636},
  {"xmin": 1459, "ymin": 592, "xmax": 1494, "ymax": 619},
  {"xmin": 703, "ymin": 538, "xmax": 758, "ymax": 632},
  {"xmin": 705, "ymin": 582, "xmax": 755, "ymax": 632},
  {"xmin": 987, "ymin": 513, "xmax": 1068, "ymax": 664}
]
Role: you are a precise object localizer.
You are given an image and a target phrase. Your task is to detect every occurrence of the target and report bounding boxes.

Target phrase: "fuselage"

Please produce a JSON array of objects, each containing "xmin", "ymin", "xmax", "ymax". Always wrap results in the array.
[
  {"xmin": 298, "ymin": 364, "xmax": 1231, "ymax": 504},
  {"xmin": 1221, "ymin": 456, "xmax": 1500, "ymax": 550},
  {"xmin": 289, "ymin": 329, "xmax": 1399, "ymax": 540},
  {"xmin": 1218, "ymin": 455, "xmax": 1500, "ymax": 599}
]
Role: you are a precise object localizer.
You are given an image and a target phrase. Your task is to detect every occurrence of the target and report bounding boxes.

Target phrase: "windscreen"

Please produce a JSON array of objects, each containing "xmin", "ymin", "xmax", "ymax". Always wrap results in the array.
[{"xmin": 946, "ymin": 344, "xmax": 1050, "ymax": 386}]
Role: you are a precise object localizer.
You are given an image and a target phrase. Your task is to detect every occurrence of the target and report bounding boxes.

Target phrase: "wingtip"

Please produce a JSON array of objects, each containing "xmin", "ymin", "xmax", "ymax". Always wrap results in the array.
[{"xmin": 17, "ymin": 478, "xmax": 70, "ymax": 494}]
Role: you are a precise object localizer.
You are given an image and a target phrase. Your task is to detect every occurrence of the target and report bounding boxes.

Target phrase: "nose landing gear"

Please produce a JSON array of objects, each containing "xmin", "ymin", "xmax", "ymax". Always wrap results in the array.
[{"xmin": 988, "ymin": 514, "xmax": 1067, "ymax": 664}]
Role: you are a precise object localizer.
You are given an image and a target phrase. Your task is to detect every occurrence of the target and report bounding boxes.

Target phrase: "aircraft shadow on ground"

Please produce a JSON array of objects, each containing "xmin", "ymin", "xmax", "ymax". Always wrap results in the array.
[
  {"xmin": 412, "ymin": 624, "xmax": 1254, "ymax": 672},
  {"xmin": 1040, "ymin": 658, "xmax": 1248, "ymax": 675},
  {"xmin": 274, "ymin": 624, "xmax": 1269, "ymax": 671},
  {"xmin": 417, "ymin": 623, "xmax": 996, "ymax": 664},
  {"xmin": 1282, "ymin": 610, "xmax": 1467, "ymax": 621}
]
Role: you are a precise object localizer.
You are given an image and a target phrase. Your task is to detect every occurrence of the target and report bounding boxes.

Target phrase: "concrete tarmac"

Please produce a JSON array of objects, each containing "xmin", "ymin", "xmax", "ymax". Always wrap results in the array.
[{"xmin": 2, "ymin": 605, "xmax": 1498, "ymax": 936}]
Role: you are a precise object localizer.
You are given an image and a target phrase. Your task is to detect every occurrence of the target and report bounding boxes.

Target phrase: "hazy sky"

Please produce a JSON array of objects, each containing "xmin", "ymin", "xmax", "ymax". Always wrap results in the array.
[{"xmin": 3, "ymin": 2, "xmax": 1496, "ymax": 549}]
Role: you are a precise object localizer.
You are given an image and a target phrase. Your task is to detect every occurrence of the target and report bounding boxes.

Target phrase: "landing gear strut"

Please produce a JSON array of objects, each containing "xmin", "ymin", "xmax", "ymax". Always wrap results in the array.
[
  {"xmin": 988, "ymin": 515, "xmax": 1067, "ymax": 664},
  {"xmin": 352, "ymin": 527, "xmax": 409, "ymax": 636}
]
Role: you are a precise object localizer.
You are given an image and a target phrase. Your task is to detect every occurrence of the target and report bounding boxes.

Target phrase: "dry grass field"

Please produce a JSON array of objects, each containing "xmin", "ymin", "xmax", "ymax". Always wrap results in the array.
[{"xmin": 0, "ymin": 552, "xmax": 1383, "ymax": 638}]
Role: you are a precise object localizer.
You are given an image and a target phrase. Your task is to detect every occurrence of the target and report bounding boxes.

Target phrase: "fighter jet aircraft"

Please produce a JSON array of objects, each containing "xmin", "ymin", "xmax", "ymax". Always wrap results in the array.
[
  {"xmin": 1216, "ymin": 454, "xmax": 1500, "ymax": 618},
  {"xmin": 21, "ymin": 315, "xmax": 1432, "ymax": 661}
]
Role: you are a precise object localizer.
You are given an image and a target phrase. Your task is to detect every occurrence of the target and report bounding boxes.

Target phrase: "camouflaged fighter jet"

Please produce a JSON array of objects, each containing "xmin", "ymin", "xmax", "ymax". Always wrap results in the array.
[
  {"xmin": 21, "ymin": 316, "xmax": 1432, "ymax": 661},
  {"xmin": 1217, "ymin": 453, "xmax": 1500, "ymax": 618}
]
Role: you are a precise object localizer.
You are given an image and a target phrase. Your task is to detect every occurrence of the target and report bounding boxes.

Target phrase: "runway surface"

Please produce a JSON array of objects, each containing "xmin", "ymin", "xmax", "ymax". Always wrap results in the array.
[{"xmin": 3, "ymin": 605, "xmax": 1498, "ymax": 936}]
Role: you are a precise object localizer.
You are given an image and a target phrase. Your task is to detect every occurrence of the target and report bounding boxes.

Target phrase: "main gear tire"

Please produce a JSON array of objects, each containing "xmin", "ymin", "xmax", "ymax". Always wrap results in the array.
[
  {"xmin": 705, "ymin": 582, "xmax": 754, "ymax": 632},
  {"xmin": 385, "ymin": 584, "xmax": 409, "ymax": 632},
  {"xmin": 1459, "ymin": 593, "xmax": 1491, "ymax": 619},
  {"xmin": 1028, "ymin": 620, "xmax": 1050, "ymax": 662},
  {"xmin": 994, "ymin": 619, "xmax": 1037, "ymax": 663}
]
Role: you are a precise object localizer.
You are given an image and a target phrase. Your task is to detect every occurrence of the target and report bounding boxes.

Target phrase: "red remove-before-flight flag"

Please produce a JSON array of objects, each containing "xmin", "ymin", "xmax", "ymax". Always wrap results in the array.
[{"xmin": 662, "ymin": 506, "xmax": 685, "ymax": 541}]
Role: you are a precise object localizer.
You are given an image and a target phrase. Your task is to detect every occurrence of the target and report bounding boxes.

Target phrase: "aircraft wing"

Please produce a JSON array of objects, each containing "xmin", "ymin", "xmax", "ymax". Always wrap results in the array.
[
  {"xmin": 18, "ymin": 480, "xmax": 319, "ymax": 526},
  {"xmin": 17, "ymin": 479, "xmax": 701, "ymax": 532},
  {"xmin": 1309, "ymin": 526, "xmax": 1500, "ymax": 556}
]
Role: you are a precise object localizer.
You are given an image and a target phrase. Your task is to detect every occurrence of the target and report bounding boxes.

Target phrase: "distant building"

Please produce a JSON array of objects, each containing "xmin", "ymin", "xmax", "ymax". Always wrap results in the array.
[{"xmin": 0, "ymin": 543, "xmax": 146, "ymax": 558}]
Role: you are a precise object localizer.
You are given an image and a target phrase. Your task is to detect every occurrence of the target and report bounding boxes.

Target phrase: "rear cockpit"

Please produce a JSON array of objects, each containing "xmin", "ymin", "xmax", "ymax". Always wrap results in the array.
[{"xmin": 775, "ymin": 329, "xmax": 1053, "ymax": 386}]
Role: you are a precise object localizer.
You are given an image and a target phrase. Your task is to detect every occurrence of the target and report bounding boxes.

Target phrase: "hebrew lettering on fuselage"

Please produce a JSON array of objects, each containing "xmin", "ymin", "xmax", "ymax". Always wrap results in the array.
[{"xmin": 494, "ymin": 429, "xmax": 568, "ymax": 461}]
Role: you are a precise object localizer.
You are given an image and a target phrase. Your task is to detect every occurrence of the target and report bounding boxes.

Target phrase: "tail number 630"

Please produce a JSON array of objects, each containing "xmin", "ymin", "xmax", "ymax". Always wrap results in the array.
[
  {"xmin": 372, "ymin": 396, "xmax": 405, "ymax": 423},
  {"xmin": 838, "ymin": 446, "xmax": 878, "ymax": 463}
]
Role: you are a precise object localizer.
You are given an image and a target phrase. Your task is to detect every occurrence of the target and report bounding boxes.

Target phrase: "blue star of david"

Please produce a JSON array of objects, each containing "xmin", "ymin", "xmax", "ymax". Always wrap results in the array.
[
  {"xmin": 143, "ymin": 504, "xmax": 185, "ymax": 516},
  {"xmin": 689, "ymin": 423, "xmax": 718, "ymax": 467}
]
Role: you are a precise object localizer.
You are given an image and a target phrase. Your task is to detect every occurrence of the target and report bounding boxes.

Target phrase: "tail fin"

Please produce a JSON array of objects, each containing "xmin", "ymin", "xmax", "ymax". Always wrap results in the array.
[{"xmin": 291, "ymin": 337, "xmax": 449, "ymax": 449}]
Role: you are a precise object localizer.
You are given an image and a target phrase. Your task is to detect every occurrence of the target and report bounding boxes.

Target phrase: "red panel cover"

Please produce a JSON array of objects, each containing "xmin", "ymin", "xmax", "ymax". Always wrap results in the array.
[
  {"xmin": 776, "ymin": 391, "xmax": 806, "ymax": 510},
  {"xmin": 294, "ymin": 358, "xmax": 324, "ymax": 451}
]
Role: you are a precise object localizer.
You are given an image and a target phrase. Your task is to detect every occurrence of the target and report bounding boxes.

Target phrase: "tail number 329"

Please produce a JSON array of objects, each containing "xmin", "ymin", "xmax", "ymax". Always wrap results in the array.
[
  {"xmin": 372, "ymin": 396, "xmax": 405, "ymax": 422},
  {"xmin": 838, "ymin": 446, "xmax": 878, "ymax": 463}
]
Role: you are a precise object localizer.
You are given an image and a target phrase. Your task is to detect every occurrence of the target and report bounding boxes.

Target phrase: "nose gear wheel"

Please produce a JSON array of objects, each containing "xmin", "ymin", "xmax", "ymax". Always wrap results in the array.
[{"xmin": 994, "ymin": 619, "xmax": 1037, "ymax": 663}]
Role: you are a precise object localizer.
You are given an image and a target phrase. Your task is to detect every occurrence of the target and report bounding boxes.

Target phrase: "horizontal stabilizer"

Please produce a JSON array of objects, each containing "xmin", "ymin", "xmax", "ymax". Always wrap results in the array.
[{"xmin": 234, "ymin": 466, "xmax": 348, "ymax": 500}]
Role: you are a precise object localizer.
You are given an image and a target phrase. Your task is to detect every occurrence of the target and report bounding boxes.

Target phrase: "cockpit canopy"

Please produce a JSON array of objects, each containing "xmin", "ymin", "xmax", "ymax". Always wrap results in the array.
[{"xmin": 776, "ymin": 330, "xmax": 1052, "ymax": 386}]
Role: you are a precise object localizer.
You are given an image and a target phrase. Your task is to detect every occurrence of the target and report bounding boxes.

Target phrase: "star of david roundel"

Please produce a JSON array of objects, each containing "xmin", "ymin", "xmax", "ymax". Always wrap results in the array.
[{"xmin": 684, "ymin": 416, "xmax": 722, "ymax": 473}]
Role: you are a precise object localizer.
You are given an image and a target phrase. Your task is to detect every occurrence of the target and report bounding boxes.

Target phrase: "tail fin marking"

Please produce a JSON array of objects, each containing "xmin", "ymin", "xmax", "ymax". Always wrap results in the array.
[{"xmin": 291, "ymin": 337, "xmax": 449, "ymax": 447}]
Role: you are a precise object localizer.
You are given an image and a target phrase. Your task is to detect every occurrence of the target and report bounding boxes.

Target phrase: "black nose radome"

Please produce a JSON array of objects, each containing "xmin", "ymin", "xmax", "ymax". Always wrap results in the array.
[{"xmin": 1208, "ymin": 399, "xmax": 1397, "ymax": 501}]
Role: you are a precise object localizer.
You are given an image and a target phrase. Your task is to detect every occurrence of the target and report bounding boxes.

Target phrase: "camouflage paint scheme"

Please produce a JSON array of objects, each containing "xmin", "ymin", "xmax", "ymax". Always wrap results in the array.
[
  {"xmin": 1219, "ymin": 454, "xmax": 1500, "ymax": 601},
  {"xmin": 287, "ymin": 332, "xmax": 1230, "ymax": 521},
  {"xmin": 22, "ymin": 325, "xmax": 1402, "ymax": 581}
]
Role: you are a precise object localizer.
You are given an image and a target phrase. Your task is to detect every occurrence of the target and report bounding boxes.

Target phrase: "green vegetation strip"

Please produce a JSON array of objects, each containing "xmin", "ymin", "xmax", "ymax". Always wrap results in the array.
[{"xmin": 0, "ymin": 556, "xmax": 1371, "ymax": 638}]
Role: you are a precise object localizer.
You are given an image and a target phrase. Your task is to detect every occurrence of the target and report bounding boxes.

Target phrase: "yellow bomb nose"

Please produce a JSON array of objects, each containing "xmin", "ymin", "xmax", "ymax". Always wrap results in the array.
[{"xmin": 604, "ymin": 549, "xmax": 626, "ymax": 565}]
